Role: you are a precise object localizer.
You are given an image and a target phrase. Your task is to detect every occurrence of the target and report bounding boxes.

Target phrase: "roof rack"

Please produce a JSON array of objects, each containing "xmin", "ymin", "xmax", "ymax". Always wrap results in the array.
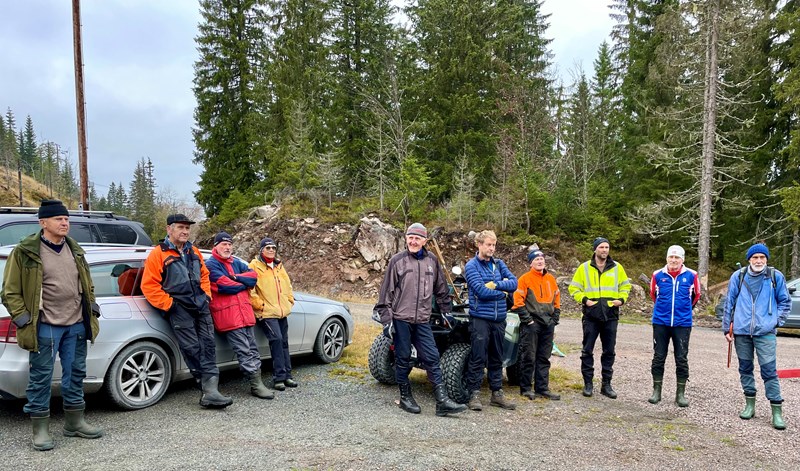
[{"xmin": 0, "ymin": 207, "xmax": 124, "ymax": 220}]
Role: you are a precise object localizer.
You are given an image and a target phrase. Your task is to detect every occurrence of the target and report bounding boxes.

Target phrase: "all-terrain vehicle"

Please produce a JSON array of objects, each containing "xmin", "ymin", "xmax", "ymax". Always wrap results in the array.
[{"xmin": 368, "ymin": 265, "xmax": 523, "ymax": 403}]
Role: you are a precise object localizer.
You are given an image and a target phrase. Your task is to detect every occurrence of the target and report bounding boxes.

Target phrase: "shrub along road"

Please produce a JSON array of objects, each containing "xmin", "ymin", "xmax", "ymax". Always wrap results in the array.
[{"xmin": 1, "ymin": 307, "xmax": 798, "ymax": 470}]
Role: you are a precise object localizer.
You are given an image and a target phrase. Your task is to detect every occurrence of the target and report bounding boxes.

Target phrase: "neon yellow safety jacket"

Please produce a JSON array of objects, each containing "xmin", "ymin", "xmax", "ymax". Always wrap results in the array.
[{"xmin": 568, "ymin": 256, "xmax": 631, "ymax": 321}]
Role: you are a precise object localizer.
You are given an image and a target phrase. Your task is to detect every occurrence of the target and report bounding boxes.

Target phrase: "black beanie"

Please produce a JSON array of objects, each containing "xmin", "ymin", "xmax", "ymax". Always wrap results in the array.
[
  {"xmin": 38, "ymin": 199, "xmax": 69, "ymax": 219},
  {"xmin": 593, "ymin": 237, "xmax": 610, "ymax": 250},
  {"xmin": 214, "ymin": 231, "xmax": 233, "ymax": 246}
]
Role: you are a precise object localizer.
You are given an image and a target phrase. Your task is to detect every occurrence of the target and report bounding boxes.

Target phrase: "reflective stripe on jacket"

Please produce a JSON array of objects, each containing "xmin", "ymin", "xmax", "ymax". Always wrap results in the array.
[
  {"xmin": 568, "ymin": 256, "xmax": 630, "ymax": 321},
  {"xmin": 512, "ymin": 268, "xmax": 560, "ymax": 325}
]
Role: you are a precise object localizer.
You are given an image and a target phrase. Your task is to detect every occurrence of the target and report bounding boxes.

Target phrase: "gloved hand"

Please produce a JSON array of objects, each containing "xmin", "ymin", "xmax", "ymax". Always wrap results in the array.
[
  {"xmin": 382, "ymin": 322, "xmax": 394, "ymax": 340},
  {"xmin": 552, "ymin": 308, "xmax": 561, "ymax": 326},
  {"xmin": 442, "ymin": 313, "xmax": 456, "ymax": 329},
  {"xmin": 484, "ymin": 281, "xmax": 497, "ymax": 290}
]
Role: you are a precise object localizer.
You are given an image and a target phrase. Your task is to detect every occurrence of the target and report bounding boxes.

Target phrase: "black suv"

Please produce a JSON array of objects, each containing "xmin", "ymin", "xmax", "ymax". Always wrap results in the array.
[{"xmin": 0, "ymin": 207, "xmax": 153, "ymax": 246}]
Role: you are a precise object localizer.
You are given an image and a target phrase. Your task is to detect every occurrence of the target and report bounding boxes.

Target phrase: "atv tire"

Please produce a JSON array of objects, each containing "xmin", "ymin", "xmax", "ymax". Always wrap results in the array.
[
  {"xmin": 368, "ymin": 334, "xmax": 396, "ymax": 385},
  {"xmin": 440, "ymin": 343, "xmax": 471, "ymax": 404}
]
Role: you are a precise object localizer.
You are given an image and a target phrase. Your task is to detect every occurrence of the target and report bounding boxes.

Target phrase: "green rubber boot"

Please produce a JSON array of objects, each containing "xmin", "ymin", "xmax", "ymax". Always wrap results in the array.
[
  {"xmin": 739, "ymin": 395, "xmax": 756, "ymax": 420},
  {"xmin": 31, "ymin": 412, "xmax": 54, "ymax": 451},
  {"xmin": 771, "ymin": 404, "xmax": 786, "ymax": 430},
  {"xmin": 675, "ymin": 380, "xmax": 688, "ymax": 408},
  {"xmin": 63, "ymin": 405, "xmax": 103, "ymax": 439},
  {"xmin": 648, "ymin": 378, "xmax": 662, "ymax": 404}
]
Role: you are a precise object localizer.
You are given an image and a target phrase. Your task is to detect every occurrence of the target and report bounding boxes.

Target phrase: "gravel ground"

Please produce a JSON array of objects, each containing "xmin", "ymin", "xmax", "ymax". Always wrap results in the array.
[{"xmin": 2, "ymin": 304, "xmax": 799, "ymax": 470}]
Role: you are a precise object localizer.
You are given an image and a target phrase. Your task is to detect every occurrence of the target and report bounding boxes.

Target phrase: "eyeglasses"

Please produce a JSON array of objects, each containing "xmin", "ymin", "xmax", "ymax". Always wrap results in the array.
[{"xmin": 263, "ymin": 246, "xmax": 277, "ymax": 250}]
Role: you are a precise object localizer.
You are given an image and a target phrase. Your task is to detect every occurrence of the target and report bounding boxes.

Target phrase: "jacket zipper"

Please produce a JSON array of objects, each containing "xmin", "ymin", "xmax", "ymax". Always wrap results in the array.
[
  {"xmin": 670, "ymin": 276, "xmax": 678, "ymax": 327},
  {"xmin": 414, "ymin": 257, "xmax": 420, "ymax": 324}
]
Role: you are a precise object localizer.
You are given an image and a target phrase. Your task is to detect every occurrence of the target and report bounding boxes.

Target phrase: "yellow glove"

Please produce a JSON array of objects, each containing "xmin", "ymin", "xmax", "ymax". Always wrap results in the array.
[{"xmin": 484, "ymin": 281, "xmax": 497, "ymax": 290}]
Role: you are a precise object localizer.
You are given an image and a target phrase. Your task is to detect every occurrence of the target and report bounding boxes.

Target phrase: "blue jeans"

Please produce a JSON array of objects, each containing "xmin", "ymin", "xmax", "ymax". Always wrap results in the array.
[
  {"xmin": 734, "ymin": 334, "xmax": 782, "ymax": 403},
  {"xmin": 466, "ymin": 317, "xmax": 506, "ymax": 392},
  {"xmin": 393, "ymin": 320, "xmax": 442, "ymax": 385},
  {"xmin": 258, "ymin": 318, "xmax": 292, "ymax": 381},
  {"xmin": 24, "ymin": 322, "xmax": 88, "ymax": 414}
]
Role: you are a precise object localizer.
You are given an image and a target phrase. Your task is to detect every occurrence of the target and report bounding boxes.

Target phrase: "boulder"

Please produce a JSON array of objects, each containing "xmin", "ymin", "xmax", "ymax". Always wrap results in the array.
[
  {"xmin": 354, "ymin": 217, "xmax": 402, "ymax": 264},
  {"xmin": 251, "ymin": 205, "xmax": 279, "ymax": 220}
]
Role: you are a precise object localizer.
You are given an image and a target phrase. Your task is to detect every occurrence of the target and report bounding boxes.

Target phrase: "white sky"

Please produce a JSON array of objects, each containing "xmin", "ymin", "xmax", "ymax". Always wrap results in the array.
[{"xmin": 0, "ymin": 0, "xmax": 614, "ymax": 203}]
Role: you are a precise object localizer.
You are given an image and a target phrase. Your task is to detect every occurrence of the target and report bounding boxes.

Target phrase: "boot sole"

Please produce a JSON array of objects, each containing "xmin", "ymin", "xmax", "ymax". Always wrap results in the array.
[
  {"xmin": 32, "ymin": 441, "xmax": 55, "ymax": 451},
  {"xmin": 63, "ymin": 430, "xmax": 103, "ymax": 439},
  {"xmin": 252, "ymin": 393, "xmax": 275, "ymax": 399},
  {"xmin": 400, "ymin": 405, "xmax": 421, "ymax": 414},
  {"xmin": 490, "ymin": 402, "xmax": 517, "ymax": 410},
  {"xmin": 200, "ymin": 401, "xmax": 233, "ymax": 409},
  {"xmin": 435, "ymin": 407, "xmax": 467, "ymax": 417}
]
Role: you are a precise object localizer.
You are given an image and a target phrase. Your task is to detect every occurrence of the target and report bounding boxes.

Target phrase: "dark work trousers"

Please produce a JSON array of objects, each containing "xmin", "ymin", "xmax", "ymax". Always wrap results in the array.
[
  {"xmin": 518, "ymin": 321, "xmax": 555, "ymax": 393},
  {"xmin": 651, "ymin": 324, "xmax": 691, "ymax": 380},
  {"xmin": 258, "ymin": 317, "xmax": 293, "ymax": 381},
  {"xmin": 225, "ymin": 326, "xmax": 262, "ymax": 376},
  {"xmin": 466, "ymin": 317, "xmax": 506, "ymax": 392},
  {"xmin": 393, "ymin": 320, "xmax": 443, "ymax": 385},
  {"xmin": 580, "ymin": 317, "xmax": 618, "ymax": 382},
  {"xmin": 168, "ymin": 303, "xmax": 219, "ymax": 378}
]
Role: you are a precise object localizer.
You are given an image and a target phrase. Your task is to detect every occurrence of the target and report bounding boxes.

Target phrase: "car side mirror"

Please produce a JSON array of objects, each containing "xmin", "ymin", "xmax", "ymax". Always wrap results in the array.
[{"xmin": 790, "ymin": 287, "xmax": 796, "ymax": 294}]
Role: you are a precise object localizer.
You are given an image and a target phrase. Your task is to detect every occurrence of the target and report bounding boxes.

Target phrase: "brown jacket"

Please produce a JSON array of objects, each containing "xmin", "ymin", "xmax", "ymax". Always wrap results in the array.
[{"xmin": 376, "ymin": 249, "xmax": 451, "ymax": 325}]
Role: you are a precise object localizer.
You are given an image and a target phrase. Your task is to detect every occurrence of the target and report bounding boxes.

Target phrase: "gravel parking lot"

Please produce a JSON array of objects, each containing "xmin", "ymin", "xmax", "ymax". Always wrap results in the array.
[{"xmin": 2, "ymin": 304, "xmax": 799, "ymax": 470}]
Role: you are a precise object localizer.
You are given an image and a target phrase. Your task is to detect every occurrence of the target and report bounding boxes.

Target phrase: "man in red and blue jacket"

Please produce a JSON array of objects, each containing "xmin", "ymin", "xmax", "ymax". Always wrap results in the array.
[
  {"xmin": 648, "ymin": 245, "xmax": 701, "ymax": 408},
  {"xmin": 206, "ymin": 231, "xmax": 274, "ymax": 399},
  {"xmin": 464, "ymin": 230, "xmax": 518, "ymax": 411}
]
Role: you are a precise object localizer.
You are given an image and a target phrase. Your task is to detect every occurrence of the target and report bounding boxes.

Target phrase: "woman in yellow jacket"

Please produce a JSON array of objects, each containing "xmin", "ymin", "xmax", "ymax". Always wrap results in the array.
[{"xmin": 249, "ymin": 237, "xmax": 297, "ymax": 390}]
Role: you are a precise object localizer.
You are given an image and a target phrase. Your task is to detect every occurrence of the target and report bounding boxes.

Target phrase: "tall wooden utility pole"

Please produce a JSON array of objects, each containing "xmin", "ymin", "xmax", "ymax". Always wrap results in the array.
[{"xmin": 72, "ymin": 0, "xmax": 89, "ymax": 210}]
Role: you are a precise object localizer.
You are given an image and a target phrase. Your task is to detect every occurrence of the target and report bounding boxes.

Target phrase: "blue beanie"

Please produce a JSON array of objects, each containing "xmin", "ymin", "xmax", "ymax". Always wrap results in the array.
[
  {"xmin": 527, "ymin": 249, "xmax": 544, "ymax": 263},
  {"xmin": 746, "ymin": 243, "xmax": 769, "ymax": 261}
]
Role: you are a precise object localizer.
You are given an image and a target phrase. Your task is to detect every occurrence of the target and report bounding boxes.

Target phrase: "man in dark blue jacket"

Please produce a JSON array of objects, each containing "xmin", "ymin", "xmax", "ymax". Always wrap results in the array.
[
  {"xmin": 723, "ymin": 243, "xmax": 791, "ymax": 430},
  {"xmin": 464, "ymin": 230, "xmax": 518, "ymax": 411},
  {"xmin": 648, "ymin": 245, "xmax": 700, "ymax": 407}
]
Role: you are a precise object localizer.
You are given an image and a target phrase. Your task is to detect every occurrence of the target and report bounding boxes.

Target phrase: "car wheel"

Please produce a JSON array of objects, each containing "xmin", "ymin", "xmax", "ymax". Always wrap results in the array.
[
  {"xmin": 314, "ymin": 317, "xmax": 346, "ymax": 363},
  {"xmin": 105, "ymin": 341, "xmax": 172, "ymax": 410},
  {"xmin": 368, "ymin": 334, "xmax": 397, "ymax": 385},
  {"xmin": 440, "ymin": 342, "xmax": 470, "ymax": 403}
]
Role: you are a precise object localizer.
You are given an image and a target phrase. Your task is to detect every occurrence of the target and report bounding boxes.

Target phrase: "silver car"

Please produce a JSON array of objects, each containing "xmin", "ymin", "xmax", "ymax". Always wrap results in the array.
[{"xmin": 0, "ymin": 245, "xmax": 354, "ymax": 410}]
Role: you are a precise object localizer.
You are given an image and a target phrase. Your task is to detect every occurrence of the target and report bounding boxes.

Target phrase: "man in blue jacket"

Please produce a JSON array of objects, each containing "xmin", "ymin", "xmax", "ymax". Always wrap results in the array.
[
  {"xmin": 464, "ymin": 230, "xmax": 518, "ymax": 411},
  {"xmin": 648, "ymin": 245, "xmax": 700, "ymax": 407},
  {"xmin": 723, "ymin": 243, "xmax": 790, "ymax": 430}
]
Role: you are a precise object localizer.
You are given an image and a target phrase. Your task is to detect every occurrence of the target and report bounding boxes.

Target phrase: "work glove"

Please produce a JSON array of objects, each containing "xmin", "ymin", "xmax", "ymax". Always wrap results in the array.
[
  {"xmin": 382, "ymin": 321, "xmax": 394, "ymax": 341},
  {"xmin": 552, "ymin": 308, "xmax": 561, "ymax": 326},
  {"xmin": 442, "ymin": 312, "xmax": 456, "ymax": 329},
  {"xmin": 484, "ymin": 281, "xmax": 497, "ymax": 290}
]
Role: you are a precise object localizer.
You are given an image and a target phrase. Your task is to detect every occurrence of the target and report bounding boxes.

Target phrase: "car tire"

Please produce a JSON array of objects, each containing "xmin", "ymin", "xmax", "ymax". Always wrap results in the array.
[
  {"xmin": 105, "ymin": 341, "xmax": 172, "ymax": 410},
  {"xmin": 314, "ymin": 317, "xmax": 346, "ymax": 363},
  {"xmin": 368, "ymin": 334, "xmax": 397, "ymax": 385},
  {"xmin": 440, "ymin": 342, "xmax": 471, "ymax": 404}
]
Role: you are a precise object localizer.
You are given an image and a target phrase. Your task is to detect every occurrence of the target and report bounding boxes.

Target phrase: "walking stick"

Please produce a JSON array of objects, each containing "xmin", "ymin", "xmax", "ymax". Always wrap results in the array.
[{"xmin": 726, "ymin": 322, "xmax": 733, "ymax": 368}]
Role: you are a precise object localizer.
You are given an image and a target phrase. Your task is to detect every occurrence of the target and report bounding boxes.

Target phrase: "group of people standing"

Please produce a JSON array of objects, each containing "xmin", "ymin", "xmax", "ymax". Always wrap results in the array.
[
  {"xmin": 2, "ymin": 202, "xmax": 791, "ymax": 451},
  {"xmin": 377, "ymin": 224, "xmax": 792, "ymax": 432},
  {"xmin": 2, "ymin": 201, "xmax": 298, "ymax": 451}
]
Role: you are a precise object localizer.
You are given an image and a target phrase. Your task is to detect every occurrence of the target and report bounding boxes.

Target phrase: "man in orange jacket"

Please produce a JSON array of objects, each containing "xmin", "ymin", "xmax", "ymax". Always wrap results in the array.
[
  {"xmin": 512, "ymin": 248, "xmax": 561, "ymax": 400},
  {"xmin": 141, "ymin": 214, "xmax": 233, "ymax": 409}
]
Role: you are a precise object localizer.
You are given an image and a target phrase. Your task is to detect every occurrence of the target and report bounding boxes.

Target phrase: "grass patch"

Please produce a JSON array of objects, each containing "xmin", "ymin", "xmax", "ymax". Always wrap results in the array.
[
  {"xmin": 329, "ymin": 367, "xmax": 366, "ymax": 379},
  {"xmin": 339, "ymin": 323, "xmax": 382, "ymax": 369},
  {"xmin": 720, "ymin": 437, "xmax": 736, "ymax": 446},
  {"xmin": 550, "ymin": 366, "xmax": 583, "ymax": 391}
]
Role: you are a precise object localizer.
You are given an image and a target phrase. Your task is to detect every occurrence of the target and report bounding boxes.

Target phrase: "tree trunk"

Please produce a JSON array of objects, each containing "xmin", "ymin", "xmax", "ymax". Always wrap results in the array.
[
  {"xmin": 792, "ymin": 227, "xmax": 799, "ymax": 279},
  {"xmin": 697, "ymin": 0, "xmax": 720, "ymax": 291}
]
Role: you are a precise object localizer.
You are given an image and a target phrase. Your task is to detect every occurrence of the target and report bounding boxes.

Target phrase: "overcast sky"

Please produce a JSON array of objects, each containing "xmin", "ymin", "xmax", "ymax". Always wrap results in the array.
[{"xmin": 0, "ymin": 0, "xmax": 614, "ymax": 204}]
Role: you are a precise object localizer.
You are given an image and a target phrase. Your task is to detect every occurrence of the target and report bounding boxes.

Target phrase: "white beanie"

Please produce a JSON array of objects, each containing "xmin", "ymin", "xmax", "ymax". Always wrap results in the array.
[{"xmin": 666, "ymin": 245, "xmax": 685, "ymax": 260}]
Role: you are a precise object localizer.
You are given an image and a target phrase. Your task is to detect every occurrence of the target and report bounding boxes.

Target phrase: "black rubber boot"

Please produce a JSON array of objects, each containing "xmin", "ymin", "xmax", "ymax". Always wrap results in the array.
[
  {"xmin": 648, "ymin": 377, "xmax": 663, "ymax": 404},
  {"xmin": 31, "ymin": 412, "xmax": 54, "ymax": 451},
  {"xmin": 63, "ymin": 404, "xmax": 103, "ymax": 439},
  {"xmin": 582, "ymin": 380, "xmax": 593, "ymax": 397},
  {"xmin": 434, "ymin": 384, "xmax": 467, "ymax": 417},
  {"xmin": 249, "ymin": 373, "xmax": 274, "ymax": 399},
  {"xmin": 398, "ymin": 383, "xmax": 421, "ymax": 414},
  {"xmin": 600, "ymin": 380, "xmax": 617, "ymax": 399},
  {"xmin": 200, "ymin": 375, "xmax": 233, "ymax": 409}
]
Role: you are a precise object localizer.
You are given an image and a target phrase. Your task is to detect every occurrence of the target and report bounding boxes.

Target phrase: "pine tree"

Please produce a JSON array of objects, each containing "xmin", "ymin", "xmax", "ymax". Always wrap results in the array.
[
  {"xmin": 193, "ymin": 0, "xmax": 266, "ymax": 216},
  {"xmin": 129, "ymin": 158, "xmax": 157, "ymax": 236},
  {"xmin": 19, "ymin": 115, "xmax": 37, "ymax": 176}
]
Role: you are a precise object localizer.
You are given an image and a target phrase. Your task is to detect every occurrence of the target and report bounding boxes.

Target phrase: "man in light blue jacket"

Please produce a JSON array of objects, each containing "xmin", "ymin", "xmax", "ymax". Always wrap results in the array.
[
  {"xmin": 464, "ymin": 230, "xmax": 517, "ymax": 411},
  {"xmin": 723, "ymin": 243, "xmax": 790, "ymax": 430}
]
